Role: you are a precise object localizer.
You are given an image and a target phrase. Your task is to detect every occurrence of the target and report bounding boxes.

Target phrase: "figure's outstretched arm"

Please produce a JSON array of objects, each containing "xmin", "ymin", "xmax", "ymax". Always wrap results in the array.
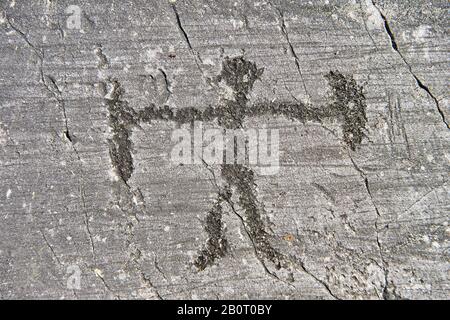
[{"xmin": 138, "ymin": 70, "xmax": 367, "ymax": 150}]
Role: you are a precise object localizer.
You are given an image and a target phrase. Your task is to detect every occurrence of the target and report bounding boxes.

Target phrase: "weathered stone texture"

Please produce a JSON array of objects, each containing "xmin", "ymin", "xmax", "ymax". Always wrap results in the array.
[{"xmin": 0, "ymin": 0, "xmax": 448, "ymax": 299}]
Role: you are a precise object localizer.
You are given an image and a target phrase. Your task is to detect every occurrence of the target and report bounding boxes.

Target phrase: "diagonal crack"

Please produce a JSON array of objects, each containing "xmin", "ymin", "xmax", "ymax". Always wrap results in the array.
[
  {"xmin": 358, "ymin": 1, "xmax": 396, "ymax": 71},
  {"xmin": 223, "ymin": 190, "xmax": 293, "ymax": 287},
  {"xmin": 370, "ymin": 0, "xmax": 449, "ymax": 129},
  {"xmin": 171, "ymin": 3, "xmax": 195, "ymax": 52},
  {"xmin": 399, "ymin": 180, "xmax": 448, "ymax": 216},
  {"xmin": 40, "ymin": 230, "xmax": 62, "ymax": 266},
  {"xmin": 41, "ymin": 74, "xmax": 75, "ymax": 144},
  {"xmin": 170, "ymin": 3, "xmax": 215, "ymax": 89},
  {"xmin": 131, "ymin": 248, "xmax": 163, "ymax": 300},
  {"xmin": 81, "ymin": 184, "xmax": 96, "ymax": 263},
  {"xmin": 7, "ymin": 16, "xmax": 95, "ymax": 273},
  {"xmin": 5, "ymin": 15, "xmax": 79, "ymax": 142},
  {"xmin": 202, "ymin": 162, "xmax": 338, "ymax": 296},
  {"xmin": 92, "ymin": 268, "xmax": 121, "ymax": 299},
  {"xmin": 291, "ymin": 256, "xmax": 340, "ymax": 300},
  {"xmin": 200, "ymin": 160, "xmax": 292, "ymax": 287},
  {"xmin": 158, "ymin": 68, "xmax": 172, "ymax": 103},
  {"xmin": 270, "ymin": 4, "xmax": 310, "ymax": 99},
  {"xmin": 347, "ymin": 151, "xmax": 394, "ymax": 299},
  {"xmin": 153, "ymin": 255, "xmax": 169, "ymax": 282},
  {"xmin": 5, "ymin": 15, "xmax": 43, "ymax": 58}
]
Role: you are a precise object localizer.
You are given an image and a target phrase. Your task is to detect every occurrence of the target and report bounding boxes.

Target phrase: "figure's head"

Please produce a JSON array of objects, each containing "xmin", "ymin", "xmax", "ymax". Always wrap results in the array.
[{"xmin": 216, "ymin": 56, "xmax": 264, "ymax": 96}]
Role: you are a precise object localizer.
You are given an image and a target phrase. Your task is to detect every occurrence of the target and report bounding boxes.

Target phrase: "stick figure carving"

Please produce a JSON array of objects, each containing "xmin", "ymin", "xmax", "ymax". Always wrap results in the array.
[{"xmin": 106, "ymin": 56, "xmax": 367, "ymax": 275}]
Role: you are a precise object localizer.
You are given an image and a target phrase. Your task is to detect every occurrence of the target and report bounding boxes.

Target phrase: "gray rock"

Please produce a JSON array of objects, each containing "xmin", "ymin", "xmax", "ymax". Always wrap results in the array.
[{"xmin": 0, "ymin": 0, "xmax": 448, "ymax": 299}]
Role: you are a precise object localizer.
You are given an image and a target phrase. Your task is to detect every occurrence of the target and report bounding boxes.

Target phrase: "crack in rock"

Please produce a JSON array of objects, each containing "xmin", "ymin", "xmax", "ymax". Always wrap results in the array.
[
  {"xmin": 5, "ymin": 15, "xmax": 79, "ymax": 144},
  {"xmin": 270, "ymin": 3, "xmax": 310, "ymax": 99},
  {"xmin": 370, "ymin": 0, "xmax": 449, "ymax": 129}
]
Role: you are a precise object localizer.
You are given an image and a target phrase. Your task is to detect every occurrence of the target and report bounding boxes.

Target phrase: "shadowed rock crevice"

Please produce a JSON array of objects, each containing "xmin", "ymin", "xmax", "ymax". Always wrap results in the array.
[{"xmin": 370, "ymin": 0, "xmax": 448, "ymax": 129}]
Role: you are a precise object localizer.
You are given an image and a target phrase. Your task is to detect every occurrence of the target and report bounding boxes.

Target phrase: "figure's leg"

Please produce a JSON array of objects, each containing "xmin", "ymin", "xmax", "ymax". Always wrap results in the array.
[
  {"xmin": 194, "ymin": 190, "xmax": 230, "ymax": 270},
  {"xmin": 221, "ymin": 164, "xmax": 283, "ymax": 269}
]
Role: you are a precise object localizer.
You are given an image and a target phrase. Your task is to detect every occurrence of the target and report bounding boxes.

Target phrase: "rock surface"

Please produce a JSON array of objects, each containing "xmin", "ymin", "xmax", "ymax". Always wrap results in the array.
[{"xmin": 0, "ymin": 0, "xmax": 448, "ymax": 299}]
